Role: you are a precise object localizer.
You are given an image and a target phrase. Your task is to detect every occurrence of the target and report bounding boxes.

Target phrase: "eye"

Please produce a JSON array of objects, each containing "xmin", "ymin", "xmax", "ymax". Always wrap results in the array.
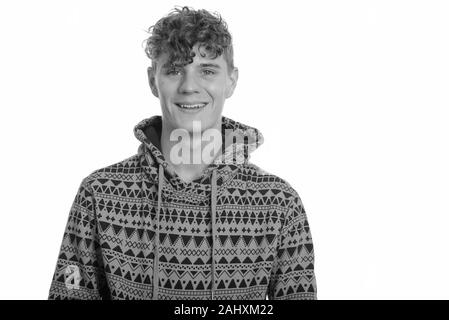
[
  {"xmin": 202, "ymin": 69, "xmax": 216, "ymax": 76},
  {"xmin": 166, "ymin": 68, "xmax": 182, "ymax": 75}
]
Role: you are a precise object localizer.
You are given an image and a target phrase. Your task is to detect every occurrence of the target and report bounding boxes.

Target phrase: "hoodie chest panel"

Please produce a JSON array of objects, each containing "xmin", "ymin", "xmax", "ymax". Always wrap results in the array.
[
  {"xmin": 93, "ymin": 178, "xmax": 286, "ymax": 299},
  {"xmin": 94, "ymin": 192, "xmax": 157, "ymax": 299},
  {"xmin": 153, "ymin": 198, "xmax": 284, "ymax": 299},
  {"xmin": 212, "ymin": 202, "xmax": 283, "ymax": 298},
  {"xmin": 95, "ymin": 190, "xmax": 216, "ymax": 298},
  {"xmin": 153, "ymin": 180, "xmax": 286, "ymax": 299},
  {"xmin": 156, "ymin": 201, "xmax": 215, "ymax": 295}
]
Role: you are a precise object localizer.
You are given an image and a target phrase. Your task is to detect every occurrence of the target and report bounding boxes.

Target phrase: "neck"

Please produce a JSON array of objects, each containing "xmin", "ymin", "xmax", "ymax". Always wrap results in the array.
[{"xmin": 161, "ymin": 117, "xmax": 222, "ymax": 182}]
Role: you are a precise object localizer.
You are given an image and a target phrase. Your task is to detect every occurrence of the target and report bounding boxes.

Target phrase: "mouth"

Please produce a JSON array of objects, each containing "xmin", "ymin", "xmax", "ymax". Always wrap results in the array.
[{"xmin": 175, "ymin": 102, "xmax": 208, "ymax": 112}]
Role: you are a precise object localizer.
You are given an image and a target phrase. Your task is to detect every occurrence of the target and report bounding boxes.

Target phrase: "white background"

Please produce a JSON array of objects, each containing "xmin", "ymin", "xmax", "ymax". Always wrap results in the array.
[{"xmin": 0, "ymin": 0, "xmax": 448, "ymax": 299}]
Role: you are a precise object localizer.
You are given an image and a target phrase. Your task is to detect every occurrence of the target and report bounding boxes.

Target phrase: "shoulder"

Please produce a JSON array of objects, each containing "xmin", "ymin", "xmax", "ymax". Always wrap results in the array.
[
  {"xmin": 81, "ymin": 154, "xmax": 143, "ymax": 189},
  {"xmin": 242, "ymin": 163, "xmax": 299, "ymax": 194},
  {"xmin": 241, "ymin": 162, "xmax": 307, "ymax": 225},
  {"xmin": 241, "ymin": 162, "xmax": 304, "ymax": 206}
]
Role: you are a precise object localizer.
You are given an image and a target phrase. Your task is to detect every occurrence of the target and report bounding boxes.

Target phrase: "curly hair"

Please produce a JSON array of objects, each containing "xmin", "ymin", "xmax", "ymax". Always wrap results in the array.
[{"xmin": 144, "ymin": 6, "xmax": 234, "ymax": 71}]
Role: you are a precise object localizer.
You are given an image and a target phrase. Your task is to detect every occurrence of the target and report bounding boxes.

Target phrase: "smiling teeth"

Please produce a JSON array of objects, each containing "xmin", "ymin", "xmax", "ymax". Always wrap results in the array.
[{"xmin": 178, "ymin": 103, "xmax": 206, "ymax": 109}]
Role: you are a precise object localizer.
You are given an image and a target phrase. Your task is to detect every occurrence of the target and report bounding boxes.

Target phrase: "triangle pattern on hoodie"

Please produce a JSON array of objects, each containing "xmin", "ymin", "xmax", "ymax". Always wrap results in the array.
[{"xmin": 48, "ymin": 115, "xmax": 317, "ymax": 300}]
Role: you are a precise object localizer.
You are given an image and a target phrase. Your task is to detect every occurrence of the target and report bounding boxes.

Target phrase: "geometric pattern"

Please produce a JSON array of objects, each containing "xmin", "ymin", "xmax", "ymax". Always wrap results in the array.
[{"xmin": 48, "ymin": 115, "xmax": 317, "ymax": 300}]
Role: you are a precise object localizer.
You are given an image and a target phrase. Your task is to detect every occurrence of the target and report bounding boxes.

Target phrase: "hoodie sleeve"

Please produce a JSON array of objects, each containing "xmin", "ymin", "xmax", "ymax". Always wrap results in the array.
[
  {"xmin": 268, "ymin": 192, "xmax": 317, "ymax": 300},
  {"xmin": 48, "ymin": 177, "xmax": 110, "ymax": 300}
]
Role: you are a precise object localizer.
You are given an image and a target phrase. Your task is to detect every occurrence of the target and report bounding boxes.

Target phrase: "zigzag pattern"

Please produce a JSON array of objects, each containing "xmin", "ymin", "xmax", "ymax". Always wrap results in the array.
[{"xmin": 48, "ymin": 116, "xmax": 316, "ymax": 300}]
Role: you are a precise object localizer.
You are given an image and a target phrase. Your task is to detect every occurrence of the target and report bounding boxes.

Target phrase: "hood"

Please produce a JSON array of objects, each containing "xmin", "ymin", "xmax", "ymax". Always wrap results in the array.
[
  {"xmin": 133, "ymin": 115, "xmax": 264, "ymax": 300},
  {"xmin": 134, "ymin": 115, "xmax": 264, "ymax": 187}
]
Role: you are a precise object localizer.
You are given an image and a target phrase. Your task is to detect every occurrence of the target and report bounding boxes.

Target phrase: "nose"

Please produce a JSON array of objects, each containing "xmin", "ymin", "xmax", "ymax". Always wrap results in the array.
[{"xmin": 178, "ymin": 71, "xmax": 200, "ymax": 94}]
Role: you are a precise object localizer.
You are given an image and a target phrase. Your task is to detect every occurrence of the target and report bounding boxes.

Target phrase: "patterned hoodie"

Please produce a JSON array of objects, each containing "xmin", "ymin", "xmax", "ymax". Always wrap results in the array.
[{"xmin": 48, "ymin": 115, "xmax": 317, "ymax": 300}]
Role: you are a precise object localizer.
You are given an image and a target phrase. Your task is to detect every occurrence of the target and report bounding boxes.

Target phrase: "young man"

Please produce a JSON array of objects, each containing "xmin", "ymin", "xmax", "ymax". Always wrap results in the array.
[{"xmin": 48, "ymin": 7, "xmax": 317, "ymax": 300}]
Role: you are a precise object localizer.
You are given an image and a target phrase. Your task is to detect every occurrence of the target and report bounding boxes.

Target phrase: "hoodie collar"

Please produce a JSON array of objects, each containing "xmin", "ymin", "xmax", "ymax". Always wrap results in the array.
[{"xmin": 134, "ymin": 115, "xmax": 264, "ymax": 185}]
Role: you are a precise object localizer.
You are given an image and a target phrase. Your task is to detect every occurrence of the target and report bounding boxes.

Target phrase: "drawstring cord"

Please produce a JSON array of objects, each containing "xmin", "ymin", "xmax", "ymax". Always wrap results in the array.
[
  {"xmin": 211, "ymin": 170, "xmax": 217, "ymax": 300},
  {"xmin": 152, "ymin": 164, "xmax": 164, "ymax": 300}
]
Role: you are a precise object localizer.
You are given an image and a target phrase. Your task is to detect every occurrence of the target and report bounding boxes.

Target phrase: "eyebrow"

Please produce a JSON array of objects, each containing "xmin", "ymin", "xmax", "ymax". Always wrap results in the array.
[
  {"xmin": 161, "ymin": 62, "xmax": 222, "ymax": 69},
  {"xmin": 162, "ymin": 62, "xmax": 177, "ymax": 69},
  {"xmin": 199, "ymin": 63, "xmax": 221, "ymax": 69}
]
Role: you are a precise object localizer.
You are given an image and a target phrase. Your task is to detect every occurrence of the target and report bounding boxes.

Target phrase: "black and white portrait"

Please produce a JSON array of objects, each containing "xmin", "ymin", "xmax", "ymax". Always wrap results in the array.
[{"xmin": 0, "ymin": 0, "xmax": 448, "ymax": 303}]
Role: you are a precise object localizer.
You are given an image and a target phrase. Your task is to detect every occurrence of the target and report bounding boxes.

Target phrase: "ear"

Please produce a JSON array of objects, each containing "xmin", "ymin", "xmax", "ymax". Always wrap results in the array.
[
  {"xmin": 225, "ymin": 67, "xmax": 239, "ymax": 99},
  {"xmin": 147, "ymin": 67, "xmax": 159, "ymax": 98}
]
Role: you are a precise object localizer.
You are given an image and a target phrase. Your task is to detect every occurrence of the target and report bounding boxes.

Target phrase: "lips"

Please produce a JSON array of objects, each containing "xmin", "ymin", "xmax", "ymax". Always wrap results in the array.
[{"xmin": 175, "ymin": 103, "xmax": 208, "ymax": 110}]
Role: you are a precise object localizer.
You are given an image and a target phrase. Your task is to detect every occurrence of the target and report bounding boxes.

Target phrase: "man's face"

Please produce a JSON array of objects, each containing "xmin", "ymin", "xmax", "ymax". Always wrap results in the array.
[{"xmin": 148, "ymin": 43, "xmax": 238, "ymax": 133}]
